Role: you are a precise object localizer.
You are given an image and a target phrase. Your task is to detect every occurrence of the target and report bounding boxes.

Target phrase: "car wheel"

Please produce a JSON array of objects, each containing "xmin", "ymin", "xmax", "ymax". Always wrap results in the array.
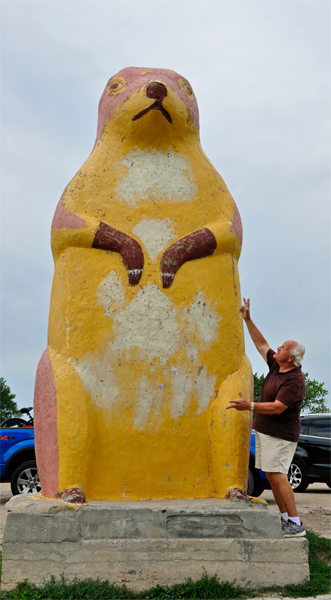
[
  {"xmin": 1, "ymin": 417, "xmax": 28, "ymax": 428},
  {"xmin": 11, "ymin": 461, "xmax": 41, "ymax": 495},
  {"xmin": 247, "ymin": 466, "xmax": 265, "ymax": 497},
  {"xmin": 288, "ymin": 458, "xmax": 308, "ymax": 493}
]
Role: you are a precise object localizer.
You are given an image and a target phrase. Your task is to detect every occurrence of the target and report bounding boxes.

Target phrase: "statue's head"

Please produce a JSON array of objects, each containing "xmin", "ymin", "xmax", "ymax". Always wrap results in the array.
[{"xmin": 94, "ymin": 67, "xmax": 200, "ymax": 148}]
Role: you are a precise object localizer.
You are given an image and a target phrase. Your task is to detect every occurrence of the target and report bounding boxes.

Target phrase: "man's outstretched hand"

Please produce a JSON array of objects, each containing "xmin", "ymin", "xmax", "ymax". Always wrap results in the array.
[
  {"xmin": 239, "ymin": 297, "xmax": 250, "ymax": 321},
  {"xmin": 226, "ymin": 391, "xmax": 251, "ymax": 411}
]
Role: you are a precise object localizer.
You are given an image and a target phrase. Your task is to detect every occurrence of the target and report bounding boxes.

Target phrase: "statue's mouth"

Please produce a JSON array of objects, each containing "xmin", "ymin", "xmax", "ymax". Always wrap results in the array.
[
  {"xmin": 132, "ymin": 82, "xmax": 172, "ymax": 124},
  {"xmin": 132, "ymin": 100, "xmax": 172, "ymax": 123}
]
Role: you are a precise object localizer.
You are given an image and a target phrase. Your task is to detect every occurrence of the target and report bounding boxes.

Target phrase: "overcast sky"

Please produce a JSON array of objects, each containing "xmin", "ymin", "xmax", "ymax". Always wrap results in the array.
[{"xmin": 1, "ymin": 0, "xmax": 330, "ymax": 411}]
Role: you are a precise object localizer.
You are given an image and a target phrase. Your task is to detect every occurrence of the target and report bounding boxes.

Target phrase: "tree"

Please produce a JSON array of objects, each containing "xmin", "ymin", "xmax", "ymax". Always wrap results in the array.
[
  {"xmin": 302, "ymin": 373, "xmax": 330, "ymax": 414},
  {"xmin": 0, "ymin": 378, "xmax": 20, "ymax": 423},
  {"xmin": 253, "ymin": 372, "xmax": 330, "ymax": 413},
  {"xmin": 253, "ymin": 372, "xmax": 265, "ymax": 403}
]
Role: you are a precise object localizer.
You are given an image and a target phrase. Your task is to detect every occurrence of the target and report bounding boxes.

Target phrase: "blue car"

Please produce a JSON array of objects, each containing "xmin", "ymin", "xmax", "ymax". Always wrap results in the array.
[
  {"xmin": 247, "ymin": 429, "xmax": 267, "ymax": 497},
  {"xmin": 0, "ymin": 408, "xmax": 40, "ymax": 495}
]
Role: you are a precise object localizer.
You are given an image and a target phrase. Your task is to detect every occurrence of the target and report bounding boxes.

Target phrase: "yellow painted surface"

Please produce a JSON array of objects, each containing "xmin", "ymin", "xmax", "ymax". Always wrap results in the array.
[{"xmin": 49, "ymin": 70, "xmax": 252, "ymax": 500}]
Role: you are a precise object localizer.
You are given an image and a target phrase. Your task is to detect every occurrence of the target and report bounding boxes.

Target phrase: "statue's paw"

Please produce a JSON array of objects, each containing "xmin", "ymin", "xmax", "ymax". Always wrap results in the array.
[
  {"xmin": 247, "ymin": 495, "xmax": 268, "ymax": 505},
  {"xmin": 57, "ymin": 487, "xmax": 87, "ymax": 504},
  {"xmin": 162, "ymin": 272, "xmax": 175, "ymax": 288},
  {"xmin": 128, "ymin": 269, "xmax": 142, "ymax": 285},
  {"xmin": 225, "ymin": 487, "xmax": 247, "ymax": 502}
]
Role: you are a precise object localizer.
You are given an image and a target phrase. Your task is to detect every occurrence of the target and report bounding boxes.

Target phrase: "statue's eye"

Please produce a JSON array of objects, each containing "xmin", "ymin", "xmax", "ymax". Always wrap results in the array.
[
  {"xmin": 107, "ymin": 77, "xmax": 126, "ymax": 95},
  {"xmin": 178, "ymin": 78, "xmax": 194, "ymax": 99}
]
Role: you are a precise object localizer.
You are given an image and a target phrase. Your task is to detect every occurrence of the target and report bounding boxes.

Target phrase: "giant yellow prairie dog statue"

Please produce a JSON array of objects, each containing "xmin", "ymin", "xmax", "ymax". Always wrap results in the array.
[{"xmin": 34, "ymin": 67, "xmax": 252, "ymax": 503}]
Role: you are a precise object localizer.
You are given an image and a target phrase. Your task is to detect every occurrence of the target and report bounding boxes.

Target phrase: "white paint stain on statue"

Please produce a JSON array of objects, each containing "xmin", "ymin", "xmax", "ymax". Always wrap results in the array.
[
  {"xmin": 187, "ymin": 292, "xmax": 221, "ymax": 345},
  {"xmin": 170, "ymin": 365, "xmax": 216, "ymax": 419},
  {"xmin": 185, "ymin": 340, "xmax": 199, "ymax": 363},
  {"xmin": 76, "ymin": 276, "xmax": 220, "ymax": 426},
  {"xmin": 134, "ymin": 376, "xmax": 164, "ymax": 430},
  {"xmin": 132, "ymin": 218, "xmax": 176, "ymax": 262},
  {"xmin": 116, "ymin": 149, "xmax": 198, "ymax": 207},
  {"xmin": 134, "ymin": 376, "xmax": 154, "ymax": 428},
  {"xmin": 74, "ymin": 357, "xmax": 120, "ymax": 411},
  {"xmin": 170, "ymin": 368, "xmax": 192, "ymax": 419},
  {"xmin": 195, "ymin": 366, "xmax": 216, "ymax": 414},
  {"xmin": 111, "ymin": 283, "xmax": 179, "ymax": 364},
  {"xmin": 96, "ymin": 271, "xmax": 124, "ymax": 317}
]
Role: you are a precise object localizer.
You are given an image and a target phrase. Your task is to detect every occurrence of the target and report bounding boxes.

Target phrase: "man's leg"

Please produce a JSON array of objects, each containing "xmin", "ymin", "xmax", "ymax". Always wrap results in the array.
[
  {"xmin": 266, "ymin": 472, "xmax": 306, "ymax": 537},
  {"xmin": 265, "ymin": 471, "xmax": 298, "ymax": 516},
  {"xmin": 258, "ymin": 435, "xmax": 305, "ymax": 536}
]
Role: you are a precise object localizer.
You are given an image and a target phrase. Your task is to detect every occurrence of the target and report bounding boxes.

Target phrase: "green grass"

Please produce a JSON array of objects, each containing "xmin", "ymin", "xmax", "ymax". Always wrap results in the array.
[
  {"xmin": 280, "ymin": 531, "xmax": 331, "ymax": 598},
  {"xmin": 0, "ymin": 573, "xmax": 253, "ymax": 599},
  {"xmin": 0, "ymin": 531, "xmax": 330, "ymax": 599}
]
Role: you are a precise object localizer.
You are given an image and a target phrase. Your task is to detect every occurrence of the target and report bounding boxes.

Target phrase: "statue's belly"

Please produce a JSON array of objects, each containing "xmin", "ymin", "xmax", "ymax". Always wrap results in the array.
[{"xmin": 49, "ymin": 246, "xmax": 244, "ymax": 499}]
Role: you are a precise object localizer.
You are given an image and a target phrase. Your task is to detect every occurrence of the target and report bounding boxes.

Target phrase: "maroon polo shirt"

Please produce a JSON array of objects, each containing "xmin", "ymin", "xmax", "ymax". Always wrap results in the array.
[{"xmin": 254, "ymin": 349, "xmax": 306, "ymax": 442}]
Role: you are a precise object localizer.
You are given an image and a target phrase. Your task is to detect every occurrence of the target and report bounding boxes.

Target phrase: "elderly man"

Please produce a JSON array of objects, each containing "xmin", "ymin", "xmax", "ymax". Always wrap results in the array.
[{"xmin": 227, "ymin": 298, "xmax": 306, "ymax": 537}]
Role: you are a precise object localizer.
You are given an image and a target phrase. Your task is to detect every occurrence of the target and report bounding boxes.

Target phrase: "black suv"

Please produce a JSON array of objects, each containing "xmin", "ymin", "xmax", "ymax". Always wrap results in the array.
[{"xmin": 288, "ymin": 414, "xmax": 331, "ymax": 492}]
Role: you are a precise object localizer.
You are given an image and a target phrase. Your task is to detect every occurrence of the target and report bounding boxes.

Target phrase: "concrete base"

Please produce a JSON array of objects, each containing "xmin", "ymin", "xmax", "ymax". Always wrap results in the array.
[{"xmin": 2, "ymin": 494, "xmax": 309, "ymax": 591}]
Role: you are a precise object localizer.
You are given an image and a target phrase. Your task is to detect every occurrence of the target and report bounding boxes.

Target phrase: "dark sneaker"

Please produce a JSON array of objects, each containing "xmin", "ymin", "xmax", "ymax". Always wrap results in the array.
[
  {"xmin": 281, "ymin": 517, "xmax": 288, "ymax": 533},
  {"xmin": 283, "ymin": 520, "xmax": 306, "ymax": 537}
]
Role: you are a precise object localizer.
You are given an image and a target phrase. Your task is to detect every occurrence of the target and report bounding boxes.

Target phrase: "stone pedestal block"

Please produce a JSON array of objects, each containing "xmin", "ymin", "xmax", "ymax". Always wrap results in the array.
[{"xmin": 2, "ymin": 494, "xmax": 309, "ymax": 591}]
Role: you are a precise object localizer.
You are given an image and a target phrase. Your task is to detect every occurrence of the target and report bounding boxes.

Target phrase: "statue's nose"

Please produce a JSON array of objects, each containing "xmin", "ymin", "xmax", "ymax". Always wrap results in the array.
[{"xmin": 146, "ymin": 82, "xmax": 167, "ymax": 101}]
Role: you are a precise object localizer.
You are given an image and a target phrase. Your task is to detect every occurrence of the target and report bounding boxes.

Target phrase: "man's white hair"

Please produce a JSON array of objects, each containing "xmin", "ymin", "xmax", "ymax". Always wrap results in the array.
[{"xmin": 290, "ymin": 340, "xmax": 305, "ymax": 367}]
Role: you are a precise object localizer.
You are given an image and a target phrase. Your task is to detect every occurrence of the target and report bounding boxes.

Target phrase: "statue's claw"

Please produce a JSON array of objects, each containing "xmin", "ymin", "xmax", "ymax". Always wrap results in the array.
[
  {"xmin": 162, "ymin": 272, "xmax": 175, "ymax": 288},
  {"xmin": 128, "ymin": 269, "xmax": 142, "ymax": 286},
  {"xmin": 225, "ymin": 487, "xmax": 247, "ymax": 501},
  {"xmin": 57, "ymin": 487, "xmax": 87, "ymax": 504}
]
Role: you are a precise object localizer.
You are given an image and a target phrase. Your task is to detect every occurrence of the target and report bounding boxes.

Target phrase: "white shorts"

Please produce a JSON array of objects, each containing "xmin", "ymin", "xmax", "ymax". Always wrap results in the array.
[{"xmin": 255, "ymin": 431, "xmax": 297, "ymax": 474}]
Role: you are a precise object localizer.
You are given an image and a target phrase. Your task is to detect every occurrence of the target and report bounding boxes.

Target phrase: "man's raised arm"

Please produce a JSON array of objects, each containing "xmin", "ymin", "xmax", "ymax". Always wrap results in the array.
[{"xmin": 240, "ymin": 298, "xmax": 270, "ymax": 363}]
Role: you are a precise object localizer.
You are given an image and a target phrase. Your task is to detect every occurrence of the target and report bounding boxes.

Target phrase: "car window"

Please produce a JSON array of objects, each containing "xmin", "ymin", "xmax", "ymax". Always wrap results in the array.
[
  {"xmin": 308, "ymin": 419, "xmax": 331, "ymax": 438},
  {"xmin": 300, "ymin": 420, "xmax": 310, "ymax": 435}
]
